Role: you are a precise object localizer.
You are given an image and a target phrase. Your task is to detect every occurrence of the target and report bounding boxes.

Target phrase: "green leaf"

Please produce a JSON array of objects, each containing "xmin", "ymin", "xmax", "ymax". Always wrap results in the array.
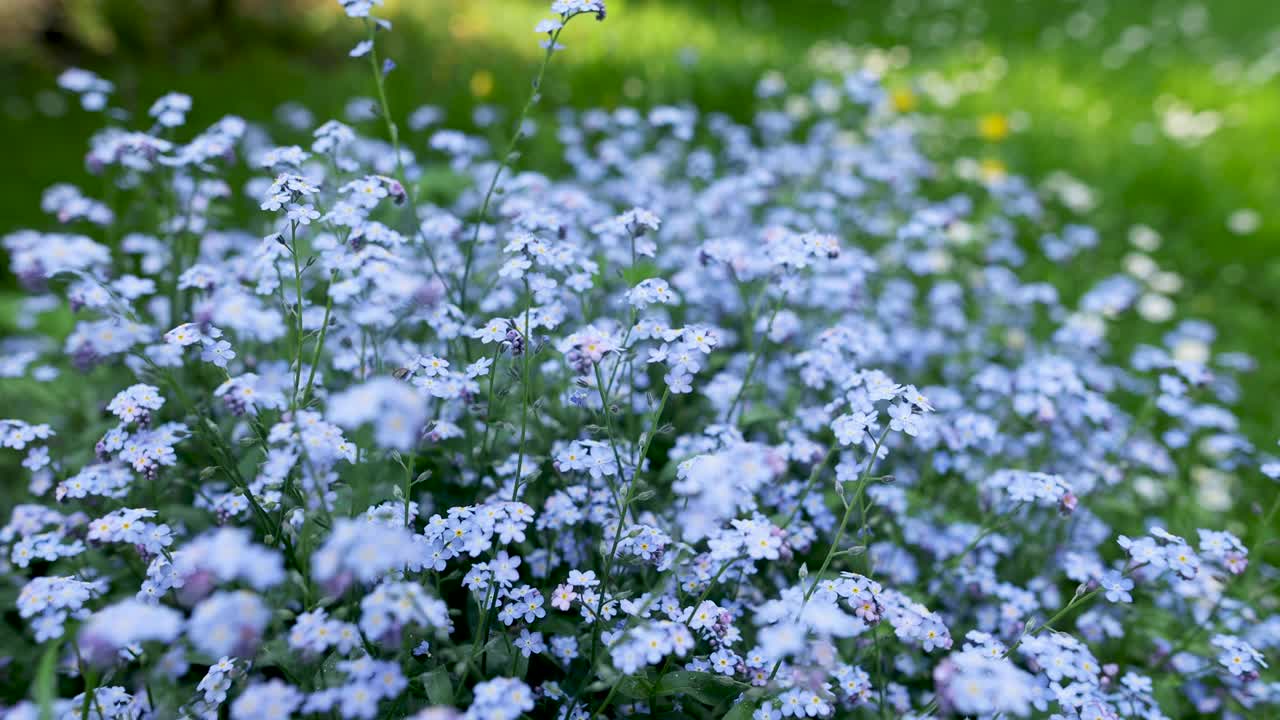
[
  {"xmin": 722, "ymin": 697, "xmax": 758, "ymax": 720},
  {"xmin": 740, "ymin": 403, "xmax": 784, "ymax": 427},
  {"xmin": 648, "ymin": 671, "xmax": 747, "ymax": 706},
  {"xmin": 315, "ymin": 649, "xmax": 346, "ymax": 684},
  {"xmin": 477, "ymin": 636, "xmax": 512, "ymax": 675},
  {"xmin": 421, "ymin": 668, "xmax": 454, "ymax": 706},
  {"xmin": 611, "ymin": 674, "xmax": 652, "ymax": 700},
  {"xmin": 35, "ymin": 642, "xmax": 59, "ymax": 720},
  {"xmin": 622, "ymin": 260, "xmax": 661, "ymax": 285},
  {"xmin": 258, "ymin": 636, "xmax": 307, "ymax": 685}
]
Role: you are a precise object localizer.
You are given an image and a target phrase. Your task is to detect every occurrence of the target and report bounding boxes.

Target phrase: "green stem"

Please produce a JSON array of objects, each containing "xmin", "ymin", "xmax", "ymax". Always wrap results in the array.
[
  {"xmin": 603, "ymin": 309, "xmax": 637, "ymax": 400},
  {"xmin": 646, "ymin": 557, "xmax": 738, "ymax": 712},
  {"xmin": 725, "ymin": 291, "xmax": 786, "ymax": 423},
  {"xmin": 802, "ymin": 426, "xmax": 891, "ymax": 606},
  {"xmin": 874, "ymin": 623, "xmax": 888, "ymax": 720},
  {"xmin": 1007, "ymin": 587, "xmax": 1103, "ymax": 656},
  {"xmin": 588, "ymin": 387, "xmax": 670, "ymax": 670},
  {"xmin": 944, "ymin": 503, "xmax": 1022, "ymax": 570},
  {"xmin": 364, "ymin": 21, "xmax": 452, "ymax": 295},
  {"xmin": 79, "ymin": 666, "xmax": 94, "ymax": 720},
  {"xmin": 403, "ymin": 452, "xmax": 416, "ymax": 528},
  {"xmin": 288, "ymin": 221, "xmax": 305, "ymax": 411},
  {"xmin": 768, "ymin": 426, "xmax": 891, "ymax": 683},
  {"xmin": 459, "ymin": 25, "xmax": 566, "ymax": 315},
  {"xmin": 511, "ymin": 281, "xmax": 534, "ymax": 501},
  {"xmin": 779, "ymin": 435, "xmax": 840, "ymax": 530},
  {"xmin": 365, "ymin": 23, "xmax": 401, "ymax": 177},
  {"xmin": 479, "ymin": 344, "xmax": 504, "ymax": 460},
  {"xmin": 589, "ymin": 682, "xmax": 621, "ymax": 720},
  {"xmin": 470, "ymin": 582, "xmax": 499, "ymax": 674},
  {"xmin": 570, "ymin": 549, "xmax": 695, "ymax": 712},
  {"xmin": 300, "ymin": 269, "xmax": 338, "ymax": 408},
  {"xmin": 592, "ymin": 363, "xmax": 629, "ymax": 515}
]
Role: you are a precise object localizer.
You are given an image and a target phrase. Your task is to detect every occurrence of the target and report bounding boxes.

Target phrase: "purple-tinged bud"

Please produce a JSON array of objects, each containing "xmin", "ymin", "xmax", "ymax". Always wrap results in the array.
[
  {"xmin": 72, "ymin": 345, "xmax": 100, "ymax": 372},
  {"xmin": 506, "ymin": 327, "xmax": 526, "ymax": 356},
  {"xmin": 388, "ymin": 180, "xmax": 407, "ymax": 205},
  {"xmin": 1058, "ymin": 492, "xmax": 1078, "ymax": 515}
]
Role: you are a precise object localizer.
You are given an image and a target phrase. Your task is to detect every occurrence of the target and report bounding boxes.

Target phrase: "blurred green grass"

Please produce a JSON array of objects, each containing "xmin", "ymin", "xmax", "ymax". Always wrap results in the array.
[{"xmin": 1, "ymin": 0, "xmax": 1277, "ymax": 466}]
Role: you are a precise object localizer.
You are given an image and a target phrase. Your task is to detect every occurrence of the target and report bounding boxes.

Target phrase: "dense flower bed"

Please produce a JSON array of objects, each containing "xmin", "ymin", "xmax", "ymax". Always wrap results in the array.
[{"xmin": 1, "ymin": 1, "xmax": 1276, "ymax": 718}]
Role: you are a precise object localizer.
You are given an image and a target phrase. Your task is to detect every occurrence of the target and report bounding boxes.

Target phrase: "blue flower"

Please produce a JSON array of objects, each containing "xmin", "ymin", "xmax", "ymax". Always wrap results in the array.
[{"xmin": 1099, "ymin": 570, "xmax": 1134, "ymax": 603}]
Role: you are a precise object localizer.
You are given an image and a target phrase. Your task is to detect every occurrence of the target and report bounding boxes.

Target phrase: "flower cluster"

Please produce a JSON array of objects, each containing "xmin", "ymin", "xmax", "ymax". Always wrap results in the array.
[{"xmin": 0, "ymin": 1, "xmax": 1275, "ymax": 719}]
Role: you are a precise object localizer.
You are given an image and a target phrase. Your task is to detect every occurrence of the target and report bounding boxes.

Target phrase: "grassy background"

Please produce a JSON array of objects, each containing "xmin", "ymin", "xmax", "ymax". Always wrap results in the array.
[{"xmin": 0, "ymin": 0, "xmax": 1277, "ymax": 498}]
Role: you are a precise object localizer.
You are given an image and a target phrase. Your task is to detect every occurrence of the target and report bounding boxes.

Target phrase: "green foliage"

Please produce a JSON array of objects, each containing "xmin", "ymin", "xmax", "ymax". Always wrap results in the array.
[
  {"xmin": 420, "ymin": 667, "xmax": 455, "ymax": 706},
  {"xmin": 34, "ymin": 641, "xmax": 59, "ymax": 720},
  {"xmin": 613, "ymin": 669, "xmax": 748, "ymax": 707}
]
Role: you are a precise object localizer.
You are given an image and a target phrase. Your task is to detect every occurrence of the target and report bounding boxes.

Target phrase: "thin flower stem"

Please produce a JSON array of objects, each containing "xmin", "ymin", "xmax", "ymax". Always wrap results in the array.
[
  {"xmin": 74, "ymin": 643, "xmax": 106, "ymax": 720},
  {"xmin": 289, "ymin": 221, "xmax": 305, "ymax": 410},
  {"xmin": 603, "ymin": 312, "xmax": 636, "ymax": 400},
  {"xmin": 1006, "ymin": 586, "xmax": 1103, "ymax": 656},
  {"xmin": 802, "ymin": 426, "xmax": 891, "ymax": 607},
  {"xmin": 643, "ymin": 557, "xmax": 740, "ymax": 714},
  {"xmin": 300, "ymin": 269, "xmax": 338, "ymax": 408},
  {"xmin": 631, "ymin": 388, "xmax": 671, "ymax": 503},
  {"xmin": 725, "ymin": 291, "xmax": 786, "ymax": 424},
  {"xmin": 470, "ymin": 582, "xmax": 498, "ymax": 672},
  {"xmin": 479, "ymin": 343, "xmax": 505, "ymax": 460},
  {"xmin": 1265, "ymin": 493, "xmax": 1280, "ymax": 526},
  {"xmin": 874, "ymin": 623, "xmax": 888, "ymax": 720},
  {"xmin": 511, "ymin": 281, "xmax": 534, "ymax": 501},
  {"xmin": 403, "ymin": 451, "xmax": 417, "ymax": 528},
  {"xmin": 200, "ymin": 419, "xmax": 303, "ymax": 572},
  {"xmin": 1256, "ymin": 490, "xmax": 1280, "ymax": 549},
  {"xmin": 571, "ymin": 548, "xmax": 718, "ymax": 716},
  {"xmin": 588, "ymin": 681, "xmax": 621, "ymax": 720},
  {"xmin": 779, "ymin": 436, "xmax": 840, "ymax": 531},
  {"xmin": 943, "ymin": 503, "xmax": 1023, "ymax": 570},
  {"xmin": 592, "ymin": 363, "xmax": 629, "ymax": 515},
  {"xmin": 364, "ymin": 22, "xmax": 451, "ymax": 294},
  {"xmin": 365, "ymin": 23, "xmax": 401, "ymax": 176},
  {"xmin": 459, "ymin": 25, "xmax": 566, "ymax": 315},
  {"xmin": 294, "ymin": 434, "xmax": 335, "ymax": 530},
  {"xmin": 587, "ymin": 386, "xmax": 670, "ymax": 672},
  {"xmin": 768, "ymin": 426, "xmax": 891, "ymax": 684}
]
